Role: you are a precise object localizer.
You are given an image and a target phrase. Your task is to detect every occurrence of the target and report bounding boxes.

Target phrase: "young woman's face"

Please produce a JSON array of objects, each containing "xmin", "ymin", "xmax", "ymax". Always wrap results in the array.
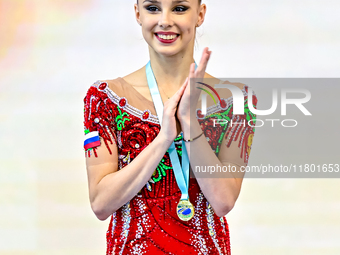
[{"xmin": 135, "ymin": 0, "xmax": 205, "ymax": 57}]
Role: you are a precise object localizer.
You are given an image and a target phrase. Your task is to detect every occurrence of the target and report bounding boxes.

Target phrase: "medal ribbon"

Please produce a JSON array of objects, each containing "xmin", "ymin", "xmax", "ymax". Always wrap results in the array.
[{"xmin": 146, "ymin": 61, "xmax": 197, "ymax": 200}]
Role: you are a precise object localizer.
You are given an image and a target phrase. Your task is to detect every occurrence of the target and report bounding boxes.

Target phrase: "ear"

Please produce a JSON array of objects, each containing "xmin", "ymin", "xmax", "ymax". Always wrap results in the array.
[
  {"xmin": 197, "ymin": 4, "xmax": 206, "ymax": 27},
  {"xmin": 134, "ymin": 3, "xmax": 141, "ymax": 26}
]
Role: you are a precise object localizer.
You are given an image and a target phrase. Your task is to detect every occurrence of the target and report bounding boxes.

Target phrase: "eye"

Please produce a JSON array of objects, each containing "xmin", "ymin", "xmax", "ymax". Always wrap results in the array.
[
  {"xmin": 173, "ymin": 6, "xmax": 188, "ymax": 12},
  {"xmin": 145, "ymin": 5, "xmax": 160, "ymax": 12}
]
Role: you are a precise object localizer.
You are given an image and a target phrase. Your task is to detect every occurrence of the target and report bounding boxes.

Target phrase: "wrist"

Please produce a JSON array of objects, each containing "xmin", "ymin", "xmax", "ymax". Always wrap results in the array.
[
  {"xmin": 183, "ymin": 131, "xmax": 204, "ymax": 142},
  {"xmin": 181, "ymin": 119, "xmax": 203, "ymax": 141},
  {"xmin": 178, "ymin": 110, "xmax": 196, "ymax": 125},
  {"xmin": 157, "ymin": 130, "xmax": 174, "ymax": 147},
  {"xmin": 178, "ymin": 115, "xmax": 193, "ymax": 128}
]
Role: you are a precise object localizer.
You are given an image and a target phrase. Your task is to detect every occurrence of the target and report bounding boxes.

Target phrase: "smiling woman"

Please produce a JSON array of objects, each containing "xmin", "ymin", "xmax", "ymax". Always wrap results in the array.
[{"xmin": 83, "ymin": 0, "xmax": 256, "ymax": 254}]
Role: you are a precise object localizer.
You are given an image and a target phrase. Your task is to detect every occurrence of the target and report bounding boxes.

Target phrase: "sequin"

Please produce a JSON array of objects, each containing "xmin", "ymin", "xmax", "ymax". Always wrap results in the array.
[
  {"xmin": 99, "ymin": 82, "xmax": 107, "ymax": 90},
  {"xmin": 141, "ymin": 110, "xmax": 150, "ymax": 121},
  {"xmin": 119, "ymin": 97, "xmax": 127, "ymax": 107},
  {"xmin": 220, "ymin": 99, "xmax": 227, "ymax": 109},
  {"xmin": 196, "ymin": 109, "xmax": 205, "ymax": 119},
  {"xmin": 83, "ymin": 80, "xmax": 257, "ymax": 254}
]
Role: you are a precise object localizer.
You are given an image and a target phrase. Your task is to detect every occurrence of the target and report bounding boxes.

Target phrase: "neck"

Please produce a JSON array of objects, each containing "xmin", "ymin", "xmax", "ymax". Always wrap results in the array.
[{"xmin": 147, "ymin": 47, "xmax": 195, "ymax": 94}]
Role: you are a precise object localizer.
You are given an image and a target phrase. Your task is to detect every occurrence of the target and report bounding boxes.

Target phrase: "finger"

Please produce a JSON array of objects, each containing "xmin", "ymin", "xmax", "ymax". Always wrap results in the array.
[
  {"xmin": 179, "ymin": 77, "xmax": 189, "ymax": 94},
  {"xmin": 171, "ymin": 77, "xmax": 188, "ymax": 101},
  {"xmin": 201, "ymin": 47, "xmax": 210, "ymax": 68},
  {"xmin": 180, "ymin": 77, "xmax": 189, "ymax": 91},
  {"xmin": 207, "ymin": 50, "xmax": 212, "ymax": 61},
  {"xmin": 166, "ymin": 78, "xmax": 188, "ymax": 109},
  {"xmin": 196, "ymin": 47, "xmax": 210, "ymax": 75},
  {"xmin": 189, "ymin": 63, "xmax": 195, "ymax": 78},
  {"xmin": 170, "ymin": 77, "xmax": 188, "ymax": 97},
  {"xmin": 201, "ymin": 47, "xmax": 210, "ymax": 61},
  {"xmin": 186, "ymin": 64, "xmax": 195, "ymax": 92}
]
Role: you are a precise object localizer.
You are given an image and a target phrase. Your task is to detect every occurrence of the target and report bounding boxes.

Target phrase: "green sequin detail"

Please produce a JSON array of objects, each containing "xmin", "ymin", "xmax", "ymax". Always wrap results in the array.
[
  {"xmin": 116, "ymin": 106, "xmax": 131, "ymax": 130},
  {"xmin": 203, "ymin": 98, "xmax": 257, "ymax": 155},
  {"xmin": 151, "ymin": 135, "xmax": 183, "ymax": 184},
  {"xmin": 243, "ymin": 99, "xmax": 257, "ymax": 132},
  {"xmin": 174, "ymin": 134, "xmax": 183, "ymax": 157},
  {"xmin": 152, "ymin": 161, "xmax": 172, "ymax": 182}
]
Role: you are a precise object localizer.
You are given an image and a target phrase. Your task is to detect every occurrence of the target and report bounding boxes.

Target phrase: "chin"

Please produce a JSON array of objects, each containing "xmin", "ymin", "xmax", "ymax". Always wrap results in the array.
[
  {"xmin": 150, "ymin": 46, "xmax": 178, "ymax": 56},
  {"xmin": 158, "ymin": 49, "xmax": 181, "ymax": 57},
  {"xmin": 153, "ymin": 44, "xmax": 190, "ymax": 58}
]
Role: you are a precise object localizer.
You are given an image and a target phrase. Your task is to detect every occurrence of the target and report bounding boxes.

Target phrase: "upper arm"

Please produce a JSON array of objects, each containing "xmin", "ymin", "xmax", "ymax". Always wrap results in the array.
[
  {"xmin": 216, "ymin": 82, "xmax": 257, "ymax": 178},
  {"xmin": 83, "ymin": 82, "xmax": 119, "ymax": 202}
]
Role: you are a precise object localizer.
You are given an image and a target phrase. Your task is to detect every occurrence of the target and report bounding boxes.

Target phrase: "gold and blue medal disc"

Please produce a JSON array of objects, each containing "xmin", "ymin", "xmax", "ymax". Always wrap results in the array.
[{"xmin": 177, "ymin": 199, "xmax": 195, "ymax": 221}]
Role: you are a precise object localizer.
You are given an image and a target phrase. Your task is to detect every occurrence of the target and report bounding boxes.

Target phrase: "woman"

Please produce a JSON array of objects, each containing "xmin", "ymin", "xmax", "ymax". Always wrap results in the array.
[{"xmin": 83, "ymin": 0, "xmax": 257, "ymax": 254}]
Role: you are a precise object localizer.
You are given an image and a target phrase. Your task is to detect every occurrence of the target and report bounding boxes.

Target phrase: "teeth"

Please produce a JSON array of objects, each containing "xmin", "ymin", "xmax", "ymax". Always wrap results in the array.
[{"xmin": 158, "ymin": 34, "xmax": 177, "ymax": 40}]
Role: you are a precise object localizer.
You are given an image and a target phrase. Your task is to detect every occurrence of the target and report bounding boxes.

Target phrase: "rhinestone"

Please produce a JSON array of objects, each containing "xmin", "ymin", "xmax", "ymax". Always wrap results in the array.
[
  {"xmin": 98, "ymin": 82, "xmax": 107, "ymax": 90},
  {"xmin": 220, "ymin": 99, "xmax": 227, "ymax": 108},
  {"xmin": 142, "ymin": 110, "xmax": 150, "ymax": 120},
  {"xmin": 119, "ymin": 98, "xmax": 127, "ymax": 107},
  {"xmin": 197, "ymin": 109, "xmax": 204, "ymax": 118},
  {"xmin": 94, "ymin": 118, "xmax": 100, "ymax": 123}
]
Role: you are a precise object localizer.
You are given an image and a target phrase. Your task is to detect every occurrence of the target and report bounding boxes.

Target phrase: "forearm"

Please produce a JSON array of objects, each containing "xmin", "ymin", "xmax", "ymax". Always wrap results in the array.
[
  {"xmin": 181, "ymin": 118, "xmax": 240, "ymax": 217},
  {"xmin": 91, "ymin": 131, "xmax": 171, "ymax": 220}
]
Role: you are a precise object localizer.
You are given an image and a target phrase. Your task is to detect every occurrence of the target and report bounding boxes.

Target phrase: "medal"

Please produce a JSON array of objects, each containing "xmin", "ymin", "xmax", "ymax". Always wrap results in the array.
[
  {"xmin": 177, "ymin": 199, "xmax": 195, "ymax": 221},
  {"xmin": 146, "ymin": 61, "xmax": 197, "ymax": 221}
]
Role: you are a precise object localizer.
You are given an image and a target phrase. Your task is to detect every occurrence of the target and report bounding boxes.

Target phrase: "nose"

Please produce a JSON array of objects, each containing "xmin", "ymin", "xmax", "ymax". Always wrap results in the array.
[{"xmin": 158, "ymin": 10, "xmax": 173, "ymax": 28}]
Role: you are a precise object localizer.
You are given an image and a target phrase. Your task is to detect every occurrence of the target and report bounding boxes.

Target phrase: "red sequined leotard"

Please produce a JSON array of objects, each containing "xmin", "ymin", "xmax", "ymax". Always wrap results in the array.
[{"xmin": 83, "ymin": 78, "xmax": 257, "ymax": 255}]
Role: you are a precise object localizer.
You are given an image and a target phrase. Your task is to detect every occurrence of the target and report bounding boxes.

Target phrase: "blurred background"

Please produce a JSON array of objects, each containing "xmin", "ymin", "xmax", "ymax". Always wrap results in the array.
[{"xmin": 1, "ymin": 0, "xmax": 340, "ymax": 254}]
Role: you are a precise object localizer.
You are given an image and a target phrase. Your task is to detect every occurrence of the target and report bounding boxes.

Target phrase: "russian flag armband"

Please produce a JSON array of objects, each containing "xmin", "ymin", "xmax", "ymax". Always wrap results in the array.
[{"xmin": 84, "ymin": 130, "xmax": 101, "ymax": 151}]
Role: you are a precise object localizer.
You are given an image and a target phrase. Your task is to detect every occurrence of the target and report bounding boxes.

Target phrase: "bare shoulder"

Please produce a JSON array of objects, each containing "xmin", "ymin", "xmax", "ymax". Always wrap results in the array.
[
  {"xmin": 122, "ymin": 66, "xmax": 147, "ymax": 87},
  {"xmin": 98, "ymin": 66, "xmax": 148, "ymax": 93}
]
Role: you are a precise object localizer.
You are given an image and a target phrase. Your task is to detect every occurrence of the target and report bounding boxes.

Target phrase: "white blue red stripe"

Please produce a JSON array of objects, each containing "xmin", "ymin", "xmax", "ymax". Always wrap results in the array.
[{"xmin": 84, "ymin": 131, "xmax": 101, "ymax": 150}]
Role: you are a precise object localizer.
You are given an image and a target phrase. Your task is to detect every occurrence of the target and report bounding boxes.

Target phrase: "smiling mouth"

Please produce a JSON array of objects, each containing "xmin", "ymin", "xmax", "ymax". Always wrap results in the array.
[{"xmin": 155, "ymin": 33, "xmax": 180, "ymax": 40}]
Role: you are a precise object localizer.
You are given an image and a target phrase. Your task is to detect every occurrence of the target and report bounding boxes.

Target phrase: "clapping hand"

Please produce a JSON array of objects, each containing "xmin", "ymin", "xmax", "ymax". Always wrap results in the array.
[{"xmin": 176, "ymin": 47, "xmax": 212, "ymax": 124}]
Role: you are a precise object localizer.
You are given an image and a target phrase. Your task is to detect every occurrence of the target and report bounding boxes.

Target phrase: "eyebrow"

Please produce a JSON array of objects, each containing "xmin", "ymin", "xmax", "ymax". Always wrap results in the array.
[{"xmin": 143, "ymin": 0, "xmax": 189, "ymax": 3}]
